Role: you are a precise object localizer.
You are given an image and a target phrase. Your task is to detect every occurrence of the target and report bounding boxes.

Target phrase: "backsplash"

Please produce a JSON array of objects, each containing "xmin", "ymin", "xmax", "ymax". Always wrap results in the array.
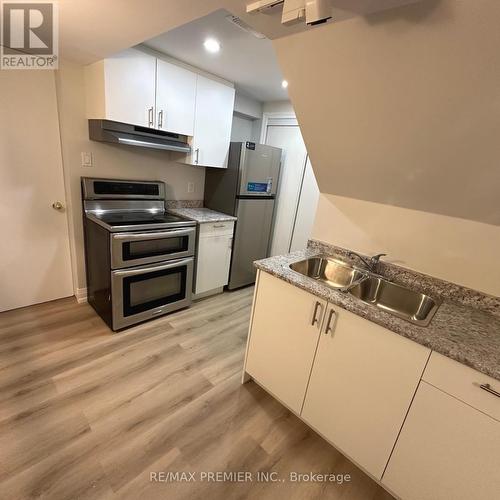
[
  {"xmin": 165, "ymin": 200, "xmax": 203, "ymax": 209},
  {"xmin": 308, "ymin": 239, "xmax": 500, "ymax": 319}
]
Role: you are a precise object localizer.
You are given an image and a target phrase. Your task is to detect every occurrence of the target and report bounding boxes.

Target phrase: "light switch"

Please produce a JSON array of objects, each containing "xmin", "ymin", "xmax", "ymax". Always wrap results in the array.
[
  {"xmin": 187, "ymin": 182, "xmax": 195, "ymax": 193},
  {"xmin": 81, "ymin": 152, "xmax": 93, "ymax": 167}
]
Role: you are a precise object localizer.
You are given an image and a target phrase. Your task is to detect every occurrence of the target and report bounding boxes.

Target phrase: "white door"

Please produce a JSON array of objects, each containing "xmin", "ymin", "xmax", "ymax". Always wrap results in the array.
[
  {"xmin": 191, "ymin": 75, "xmax": 235, "ymax": 168},
  {"xmin": 245, "ymin": 271, "xmax": 325, "ymax": 414},
  {"xmin": 104, "ymin": 48, "xmax": 156, "ymax": 127},
  {"xmin": 264, "ymin": 122, "xmax": 317, "ymax": 255},
  {"xmin": 155, "ymin": 59, "xmax": 196, "ymax": 136},
  {"xmin": 0, "ymin": 71, "xmax": 73, "ymax": 312},
  {"xmin": 302, "ymin": 305, "xmax": 430, "ymax": 479},
  {"xmin": 290, "ymin": 157, "xmax": 319, "ymax": 251}
]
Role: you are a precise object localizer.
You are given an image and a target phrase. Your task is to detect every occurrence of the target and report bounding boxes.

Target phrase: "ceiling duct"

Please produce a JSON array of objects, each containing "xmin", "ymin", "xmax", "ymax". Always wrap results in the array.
[{"xmin": 225, "ymin": 15, "xmax": 267, "ymax": 39}]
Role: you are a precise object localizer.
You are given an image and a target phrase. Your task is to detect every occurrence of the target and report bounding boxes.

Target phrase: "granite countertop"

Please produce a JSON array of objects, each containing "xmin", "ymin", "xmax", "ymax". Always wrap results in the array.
[
  {"xmin": 255, "ymin": 246, "xmax": 500, "ymax": 382},
  {"xmin": 168, "ymin": 207, "xmax": 237, "ymax": 223}
]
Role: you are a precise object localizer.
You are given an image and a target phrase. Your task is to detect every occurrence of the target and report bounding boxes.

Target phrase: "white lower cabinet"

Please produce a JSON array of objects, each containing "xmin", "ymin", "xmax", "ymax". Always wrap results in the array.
[
  {"xmin": 301, "ymin": 305, "xmax": 430, "ymax": 479},
  {"xmin": 194, "ymin": 221, "xmax": 234, "ymax": 295},
  {"xmin": 245, "ymin": 271, "xmax": 326, "ymax": 414},
  {"xmin": 383, "ymin": 381, "xmax": 500, "ymax": 500},
  {"xmin": 244, "ymin": 271, "xmax": 500, "ymax": 496},
  {"xmin": 383, "ymin": 352, "xmax": 500, "ymax": 500}
]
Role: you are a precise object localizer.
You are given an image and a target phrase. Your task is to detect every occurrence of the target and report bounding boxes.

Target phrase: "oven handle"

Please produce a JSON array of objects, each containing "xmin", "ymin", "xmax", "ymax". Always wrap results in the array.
[
  {"xmin": 112, "ymin": 228, "xmax": 195, "ymax": 241},
  {"xmin": 112, "ymin": 257, "xmax": 193, "ymax": 277}
]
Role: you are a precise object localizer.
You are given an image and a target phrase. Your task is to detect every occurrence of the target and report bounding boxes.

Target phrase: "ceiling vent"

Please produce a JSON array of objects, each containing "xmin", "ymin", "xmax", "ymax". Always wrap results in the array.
[{"xmin": 225, "ymin": 15, "xmax": 267, "ymax": 39}]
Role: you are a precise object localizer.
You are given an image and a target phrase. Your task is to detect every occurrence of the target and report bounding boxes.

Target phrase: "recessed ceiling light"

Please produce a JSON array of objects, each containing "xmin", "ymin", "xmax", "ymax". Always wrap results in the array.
[
  {"xmin": 203, "ymin": 38, "xmax": 221, "ymax": 53},
  {"xmin": 282, "ymin": 80, "xmax": 289, "ymax": 89}
]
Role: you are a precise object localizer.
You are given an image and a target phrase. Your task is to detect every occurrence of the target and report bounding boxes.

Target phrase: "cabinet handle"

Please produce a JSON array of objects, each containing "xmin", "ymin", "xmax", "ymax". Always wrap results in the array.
[
  {"xmin": 213, "ymin": 224, "xmax": 225, "ymax": 228},
  {"xmin": 311, "ymin": 301, "xmax": 323, "ymax": 329},
  {"xmin": 158, "ymin": 109, "xmax": 164, "ymax": 129},
  {"xmin": 148, "ymin": 107, "xmax": 154, "ymax": 127},
  {"xmin": 195, "ymin": 148, "xmax": 200, "ymax": 165},
  {"xmin": 480, "ymin": 383, "xmax": 500, "ymax": 399},
  {"xmin": 323, "ymin": 308, "xmax": 337, "ymax": 335}
]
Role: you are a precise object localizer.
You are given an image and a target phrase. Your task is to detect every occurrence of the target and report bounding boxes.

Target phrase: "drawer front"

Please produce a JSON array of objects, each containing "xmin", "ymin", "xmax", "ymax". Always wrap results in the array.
[
  {"xmin": 199, "ymin": 221, "xmax": 234, "ymax": 237},
  {"xmin": 423, "ymin": 352, "xmax": 500, "ymax": 421}
]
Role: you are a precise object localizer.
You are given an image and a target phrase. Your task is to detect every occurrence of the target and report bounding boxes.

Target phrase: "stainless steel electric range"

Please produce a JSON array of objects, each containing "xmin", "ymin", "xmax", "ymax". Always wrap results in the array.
[{"xmin": 82, "ymin": 177, "xmax": 196, "ymax": 331}]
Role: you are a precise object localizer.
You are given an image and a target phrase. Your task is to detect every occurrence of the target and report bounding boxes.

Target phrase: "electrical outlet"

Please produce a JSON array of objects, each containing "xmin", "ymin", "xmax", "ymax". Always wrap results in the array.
[
  {"xmin": 187, "ymin": 182, "xmax": 195, "ymax": 194},
  {"xmin": 81, "ymin": 152, "xmax": 93, "ymax": 167}
]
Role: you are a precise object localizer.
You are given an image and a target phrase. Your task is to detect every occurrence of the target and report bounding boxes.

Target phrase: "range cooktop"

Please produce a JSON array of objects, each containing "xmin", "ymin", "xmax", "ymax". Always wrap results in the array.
[
  {"xmin": 98, "ymin": 212, "xmax": 186, "ymax": 226},
  {"xmin": 86, "ymin": 211, "xmax": 196, "ymax": 232}
]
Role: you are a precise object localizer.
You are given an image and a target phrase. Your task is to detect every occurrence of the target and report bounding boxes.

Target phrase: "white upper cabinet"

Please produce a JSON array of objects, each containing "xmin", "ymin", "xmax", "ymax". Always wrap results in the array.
[
  {"xmin": 86, "ymin": 48, "xmax": 235, "ymax": 166},
  {"xmin": 155, "ymin": 59, "xmax": 196, "ymax": 136},
  {"xmin": 86, "ymin": 48, "xmax": 157, "ymax": 128},
  {"xmin": 187, "ymin": 74, "xmax": 235, "ymax": 168}
]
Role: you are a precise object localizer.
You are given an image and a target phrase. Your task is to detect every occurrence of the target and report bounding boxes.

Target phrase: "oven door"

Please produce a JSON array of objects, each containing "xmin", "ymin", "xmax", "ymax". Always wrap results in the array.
[
  {"xmin": 111, "ymin": 257, "xmax": 193, "ymax": 330},
  {"xmin": 110, "ymin": 227, "xmax": 195, "ymax": 269}
]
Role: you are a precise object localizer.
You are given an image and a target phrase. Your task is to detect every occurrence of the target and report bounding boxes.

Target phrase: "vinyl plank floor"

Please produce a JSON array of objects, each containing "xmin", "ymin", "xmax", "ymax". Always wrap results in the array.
[{"xmin": 0, "ymin": 287, "xmax": 393, "ymax": 500}]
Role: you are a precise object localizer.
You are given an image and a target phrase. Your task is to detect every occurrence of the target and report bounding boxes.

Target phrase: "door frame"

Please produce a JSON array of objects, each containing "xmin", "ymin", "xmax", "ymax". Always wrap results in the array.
[{"xmin": 259, "ymin": 112, "xmax": 298, "ymax": 143}]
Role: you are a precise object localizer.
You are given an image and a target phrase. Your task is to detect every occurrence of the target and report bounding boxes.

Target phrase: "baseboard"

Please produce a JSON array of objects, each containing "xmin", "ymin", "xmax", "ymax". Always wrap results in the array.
[
  {"xmin": 192, "ymin": 287, "xmax": 224, "ymax": 300},
  {"xmin": 75, "ymin": 287, "xmax": 88, "ymax": 303}
]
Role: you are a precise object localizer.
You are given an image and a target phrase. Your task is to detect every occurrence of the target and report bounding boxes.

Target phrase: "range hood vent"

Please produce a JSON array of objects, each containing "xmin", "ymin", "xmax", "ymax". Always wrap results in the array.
[{"xmin": 88, "ymin": 119, "xmax": 191, "ymax": 153}]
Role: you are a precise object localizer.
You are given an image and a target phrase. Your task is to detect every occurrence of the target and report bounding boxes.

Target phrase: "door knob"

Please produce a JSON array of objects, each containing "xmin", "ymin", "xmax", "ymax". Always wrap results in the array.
[{"xmin": 52, "ymin": 201, "xmax": 64, "ymax": 210}]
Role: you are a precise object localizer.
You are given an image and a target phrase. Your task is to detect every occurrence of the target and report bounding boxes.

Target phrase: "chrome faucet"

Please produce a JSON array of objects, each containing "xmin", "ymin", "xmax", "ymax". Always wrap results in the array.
[{"xmin": 348, "ymin": 251, "xmax": 387, "ymax": 273}]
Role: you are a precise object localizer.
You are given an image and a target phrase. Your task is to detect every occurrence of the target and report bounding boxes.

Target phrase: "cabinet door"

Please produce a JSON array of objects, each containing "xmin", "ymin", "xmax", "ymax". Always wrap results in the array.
[
  {"xmin": 383, "ymin": 381, "xmax": 500, "ymax": 500},
  {"xmin": 302, "ymin": 305, "xmax": 430, "ymax": 479},
  {"xmin": 190, "ymin": 75, "xmax": 235, "ymax": 168},
  {"xmin": 104, "ymin": 48, "xmax": 156, "ymax": 127},
  {"xmin": 195, "ymin": 232, "xmax": 232, "ymax": 294},
  {"xmin": 156, "ymin": 59, "xmax": 196, "ymax": 136},
  {"xmin": 245, "ymin": 272, "xmax": 325, "ymax": 414}
]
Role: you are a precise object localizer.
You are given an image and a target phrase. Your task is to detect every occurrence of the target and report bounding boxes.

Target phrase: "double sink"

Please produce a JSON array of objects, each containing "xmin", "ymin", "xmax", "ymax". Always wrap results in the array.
[{"xmin": 290, "ymin": 256, "xmax": 440, "ymax": 326}]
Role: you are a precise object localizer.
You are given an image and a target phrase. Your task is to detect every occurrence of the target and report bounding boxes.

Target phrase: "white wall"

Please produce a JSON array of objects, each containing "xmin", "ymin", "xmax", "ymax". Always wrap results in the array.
[
  {"xmin": 234, "ymin": 93, "xmax": 262, "ymax": 119},
  {"xmin": 262, "ymin": 101, "xmax": 294, "ymax": 115},
  {"xmin": 55, "ymin": 60, "xmax": 206, "ymax": 291},
  {"xmin": 231, "ymin": 92, "xmax": 263, "ymax": 143},
  {"xmin": 312, "ymin": 194, "xmax": 500, "ymax": 297},
  {"xmin": 231, "ymin": 115, "xmax": 257, "ymax": 143}
]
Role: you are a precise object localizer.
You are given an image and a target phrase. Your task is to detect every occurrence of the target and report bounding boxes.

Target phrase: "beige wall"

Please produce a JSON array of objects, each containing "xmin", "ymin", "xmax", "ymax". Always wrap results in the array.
[
  {"xmin": 312, "ymin": 194, "xmax": 500, "ymax": 296},
  {"xmin": 274, "ymin": 0, "xmax": 500, "ymax": 226},
  {"xmin": 55, "ymin": 60, "xmax": 206, "ymax": 291},
  {"xmin": 272, "ymin": 0, "xmax": 500, "ymax": 295}
]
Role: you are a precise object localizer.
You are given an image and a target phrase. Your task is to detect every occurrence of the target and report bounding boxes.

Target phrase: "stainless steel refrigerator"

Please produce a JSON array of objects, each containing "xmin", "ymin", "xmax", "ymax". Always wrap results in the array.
[{"xmin": 204, "ymin": 141, "xmax": 282, "ymax": 289}]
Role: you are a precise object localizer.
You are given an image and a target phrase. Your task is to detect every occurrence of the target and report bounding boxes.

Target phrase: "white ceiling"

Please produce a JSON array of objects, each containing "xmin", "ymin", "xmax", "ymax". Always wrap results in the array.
[{"xmin": 144, "ymin": 10, "xmax": 288, "ymax": 102}]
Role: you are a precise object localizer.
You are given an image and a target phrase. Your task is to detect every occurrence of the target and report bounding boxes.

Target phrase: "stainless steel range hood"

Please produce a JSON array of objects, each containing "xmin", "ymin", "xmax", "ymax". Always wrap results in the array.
[{"xmin": 88, "ymin": 119, "xmax": 191, "ymax": 153}]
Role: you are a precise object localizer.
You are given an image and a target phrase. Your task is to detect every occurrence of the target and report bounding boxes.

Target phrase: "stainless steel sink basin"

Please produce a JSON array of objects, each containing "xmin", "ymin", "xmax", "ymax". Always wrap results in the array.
[
  {"xmin": 289, "ymin": 256, "xmax": 440, "ymax": 326},
  {"xmin": 289, "ymin": 257, "xmax": 367, "ymax": 290},
  {"xmin": 348, "ymin": 276, "xmax": 440, "ymax": 326}
]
